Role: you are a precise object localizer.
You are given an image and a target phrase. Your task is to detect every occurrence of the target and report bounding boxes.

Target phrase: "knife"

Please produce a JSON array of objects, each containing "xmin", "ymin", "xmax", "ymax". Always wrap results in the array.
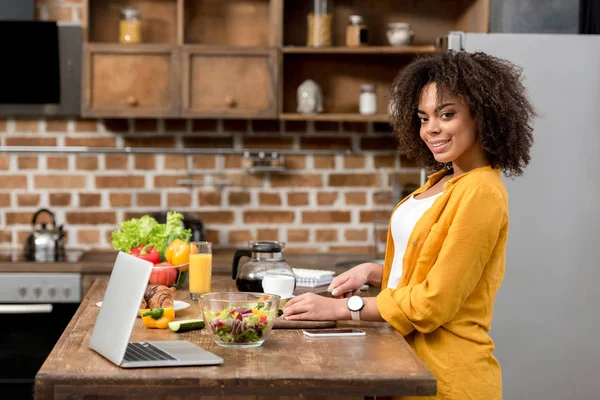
[{"xmin": 315, "ymin": 284, "xmax": 369, "ymax": 297}]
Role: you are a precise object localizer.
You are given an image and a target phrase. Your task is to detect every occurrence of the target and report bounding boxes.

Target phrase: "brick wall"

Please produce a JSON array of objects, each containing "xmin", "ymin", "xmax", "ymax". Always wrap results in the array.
[{"xmin": 0, "ymin": 1, "xmax": 423, "ymax": 254}]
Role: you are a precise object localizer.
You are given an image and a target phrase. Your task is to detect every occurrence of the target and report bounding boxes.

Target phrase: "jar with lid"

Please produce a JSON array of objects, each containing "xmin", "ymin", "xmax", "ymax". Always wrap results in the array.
[
  {"xmin": 119, "ymin": 7, "xmax": 142, "ymax": 44},
  {"xmin": 386, "ymin": 22, "xmax": 414, "ymax": 47},
  {"xmin": 359, "ymin": 83, "xmax": 377, "ymax": 115},
  {"xmin": 307, "ymin": 0, "xmax": 334, "ymax": 47},
  {"xmin": 346, "ymin": 15, "xmax": 368, "ymax": 47}
]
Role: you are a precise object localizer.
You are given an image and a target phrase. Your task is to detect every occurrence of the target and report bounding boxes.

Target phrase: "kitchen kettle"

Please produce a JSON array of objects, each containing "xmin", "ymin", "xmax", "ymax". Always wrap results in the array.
[
  {"xmin": 231, "ymin": 241, "xmax": 296, "ymax": 292},
  {"xmin": 23, "ymin": 208, "xmax": 66, "ymax": 262}
]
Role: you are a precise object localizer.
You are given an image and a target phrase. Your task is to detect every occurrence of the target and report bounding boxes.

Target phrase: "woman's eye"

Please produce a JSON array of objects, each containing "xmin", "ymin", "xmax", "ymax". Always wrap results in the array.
[
  {"xmin": 441, "ymin": 112, "xmax": 454, "ymax": 119},
  {"xmin": 419, "ymin": 117, "xmax": 428, "ymax": 123}
]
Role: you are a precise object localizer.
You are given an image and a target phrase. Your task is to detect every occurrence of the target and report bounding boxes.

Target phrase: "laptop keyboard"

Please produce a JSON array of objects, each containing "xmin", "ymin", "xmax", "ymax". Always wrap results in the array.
[{"xmin": 123, "ymin": 342, "xmax": 177, "ymax": 362}]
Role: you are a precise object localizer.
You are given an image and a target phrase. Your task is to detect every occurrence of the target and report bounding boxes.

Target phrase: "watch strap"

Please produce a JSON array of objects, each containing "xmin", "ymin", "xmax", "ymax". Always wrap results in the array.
[{"xmin": 350, "ymin": 310, "xmax": 361, "ymax": 321}]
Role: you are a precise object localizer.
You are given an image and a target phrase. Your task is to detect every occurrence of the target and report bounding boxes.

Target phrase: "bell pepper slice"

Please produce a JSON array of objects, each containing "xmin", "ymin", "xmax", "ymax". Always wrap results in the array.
[{"xmin": 139, "ymin": 307, "xmax": 175, "ymax": 329}]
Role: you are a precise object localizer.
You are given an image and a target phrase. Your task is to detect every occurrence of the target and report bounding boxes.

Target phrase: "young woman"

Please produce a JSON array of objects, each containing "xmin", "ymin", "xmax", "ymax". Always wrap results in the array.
[{"xmin": 282, "ymin": 51, "xmax": 535, "ymax": 399}]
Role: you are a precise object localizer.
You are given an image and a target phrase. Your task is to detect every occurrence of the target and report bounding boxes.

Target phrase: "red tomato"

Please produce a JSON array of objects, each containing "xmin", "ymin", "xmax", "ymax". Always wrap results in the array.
[{"xmin": 149, "ymin": 262, "xmax": 178, "ymax": 286}]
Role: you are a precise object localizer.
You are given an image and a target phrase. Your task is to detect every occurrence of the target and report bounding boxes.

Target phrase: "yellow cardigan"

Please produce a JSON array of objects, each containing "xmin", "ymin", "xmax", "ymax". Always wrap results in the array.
[{"xmin": 377, "ymin": 166, "xmax": 507, "ymax": 400}]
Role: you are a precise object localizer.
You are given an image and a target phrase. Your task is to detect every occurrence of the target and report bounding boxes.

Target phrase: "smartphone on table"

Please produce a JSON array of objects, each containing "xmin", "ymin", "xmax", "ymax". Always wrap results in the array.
[{"xmin": 302, "ymin": 329, "xmax": 366, "ymax": 337}]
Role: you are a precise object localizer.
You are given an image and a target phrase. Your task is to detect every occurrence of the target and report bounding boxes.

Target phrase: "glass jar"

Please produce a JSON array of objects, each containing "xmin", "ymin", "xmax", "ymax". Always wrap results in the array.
[
  {"xmin": 307, "ymin": 0, "xmax": 334, "ymax": 47},
  {"xmin": 119, "ymin": 7, "xmax": 142, "ymax": 44},
  {"xmin": 386, "ymin": 22, "xmax": 414, "ymax": 47},
  {"xmin": 359, "ymin": 83, "xmax": 377, "ymax": 115},
  {"xmin": 346, "ymin": 15, "xmax": 367, "ymax": 47}
]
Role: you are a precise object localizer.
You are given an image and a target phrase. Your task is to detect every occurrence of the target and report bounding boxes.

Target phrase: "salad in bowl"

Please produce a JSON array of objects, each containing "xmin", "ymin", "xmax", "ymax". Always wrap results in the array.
[{"xmin": 200, "ymin": 292, "xmax": 280, "ymax": 348}]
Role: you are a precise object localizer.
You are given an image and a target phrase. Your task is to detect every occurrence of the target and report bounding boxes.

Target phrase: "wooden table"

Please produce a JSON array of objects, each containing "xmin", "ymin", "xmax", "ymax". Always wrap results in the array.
[{"xmin": 35, "ymin": 276, "xmax": 436, "ymax": 400}]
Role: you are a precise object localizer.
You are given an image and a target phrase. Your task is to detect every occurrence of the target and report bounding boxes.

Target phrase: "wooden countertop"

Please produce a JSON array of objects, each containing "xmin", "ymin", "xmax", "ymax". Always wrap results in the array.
[
  {"xmin": 34, "ymin": 276, "xmax": 436, "ymax": 399},
  {"xmin": 0, "ymin": 250, "xmax": 381, "ymax": 275}
]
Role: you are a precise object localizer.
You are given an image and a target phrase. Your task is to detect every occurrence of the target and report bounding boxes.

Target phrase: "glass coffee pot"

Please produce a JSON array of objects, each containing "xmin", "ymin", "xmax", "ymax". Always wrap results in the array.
[{"xmin": 231, "ymin": 241, "xmax": 296, "ymax": 293}]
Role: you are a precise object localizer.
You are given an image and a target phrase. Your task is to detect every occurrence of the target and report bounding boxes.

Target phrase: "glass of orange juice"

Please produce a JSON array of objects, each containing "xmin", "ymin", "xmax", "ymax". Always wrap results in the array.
[{"xmin": 189, "ymin": 241, "xmax": 212, "ymax": 301}]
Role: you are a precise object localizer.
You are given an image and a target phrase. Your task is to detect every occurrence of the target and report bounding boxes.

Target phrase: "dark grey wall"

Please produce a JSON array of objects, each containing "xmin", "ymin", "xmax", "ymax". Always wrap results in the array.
[{"xmin": 490, "ymin": 0, "xmax": 579, "ymax": 33}]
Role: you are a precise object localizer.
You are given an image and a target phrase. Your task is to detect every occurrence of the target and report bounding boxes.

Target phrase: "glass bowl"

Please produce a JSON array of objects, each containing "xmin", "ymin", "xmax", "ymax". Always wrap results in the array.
[
  {"xmin": 200, "ymin": 292, "xmax": 280, "ymax": 348},
  {"xmin": 148, "ymin": 262, "xmax": 188, "ymax": 289}
]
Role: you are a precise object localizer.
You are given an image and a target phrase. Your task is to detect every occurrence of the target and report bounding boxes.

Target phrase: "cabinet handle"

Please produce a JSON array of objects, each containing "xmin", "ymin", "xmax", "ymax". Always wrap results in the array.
[
  {"xmin": 127, "ymin": 96, "xmax": 139, "ymax": 107},
  {"xmin": 225, "ymin": 96, "xmax": 237, "ymax": 108}
]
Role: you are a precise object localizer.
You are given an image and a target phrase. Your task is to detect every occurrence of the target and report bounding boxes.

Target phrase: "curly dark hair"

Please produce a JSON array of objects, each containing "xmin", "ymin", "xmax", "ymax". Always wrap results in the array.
[{"xmin": 389, "ymin": 51, "xmax": 535, "ymax": 177}]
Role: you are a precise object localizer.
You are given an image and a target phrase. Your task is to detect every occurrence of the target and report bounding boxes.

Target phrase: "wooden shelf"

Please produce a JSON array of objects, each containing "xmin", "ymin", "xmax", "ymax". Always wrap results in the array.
[
  {"xmin": 280, "ymin": 113, "xmax": 390, "ymax": 122},
  {"xmin": 282, "ymin": 46, "xmax": 437, "ymax": 55}
]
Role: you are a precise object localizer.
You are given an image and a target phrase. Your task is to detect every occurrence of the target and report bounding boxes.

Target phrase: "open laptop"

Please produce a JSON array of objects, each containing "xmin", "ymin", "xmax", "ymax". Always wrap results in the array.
[{"xmin": 89, "ymin": 251, "xmax": 224, "ymax": 368}]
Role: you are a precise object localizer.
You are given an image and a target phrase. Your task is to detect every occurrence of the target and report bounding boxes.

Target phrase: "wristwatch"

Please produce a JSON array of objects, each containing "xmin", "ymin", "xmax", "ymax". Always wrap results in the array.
[{"xmin": 346, "ymin": 295, "xmax": 365, "ymax": 321}]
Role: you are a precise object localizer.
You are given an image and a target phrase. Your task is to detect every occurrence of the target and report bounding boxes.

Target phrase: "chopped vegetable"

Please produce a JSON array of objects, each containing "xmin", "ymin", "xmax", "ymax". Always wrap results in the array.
[
  {"xmin": 168, "ymin": 319, "xmax": 205, "ymax": 333},
  {"xmin": 204, "ymin": 304, "xmax": 275, "ymax": 344},
  {"xmin": 140, "ymin": 307, "xmax": 175, "ymax": 329},
  {"xmin": 129, "ymin": 244, "xmax": 160, "ymax": 264}
]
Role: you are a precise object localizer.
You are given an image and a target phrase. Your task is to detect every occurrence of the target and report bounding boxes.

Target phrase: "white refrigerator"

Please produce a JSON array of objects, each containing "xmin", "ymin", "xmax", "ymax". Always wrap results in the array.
[{"xmin": 449, "ymin": 33, "xmax": 600, "ymax": 399}]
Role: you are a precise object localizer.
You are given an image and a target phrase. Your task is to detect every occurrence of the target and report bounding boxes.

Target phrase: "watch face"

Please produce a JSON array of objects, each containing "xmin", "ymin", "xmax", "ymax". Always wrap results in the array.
[{"xmin": 347, "ymin": 296, "xmax": 364, "ymax": 312}]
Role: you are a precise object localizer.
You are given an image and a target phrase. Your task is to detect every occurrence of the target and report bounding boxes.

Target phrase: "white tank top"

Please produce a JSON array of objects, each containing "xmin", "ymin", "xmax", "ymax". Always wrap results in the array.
[{"xmin": 387, "ymin": 192, "xmax": 443, "ymax": 289}]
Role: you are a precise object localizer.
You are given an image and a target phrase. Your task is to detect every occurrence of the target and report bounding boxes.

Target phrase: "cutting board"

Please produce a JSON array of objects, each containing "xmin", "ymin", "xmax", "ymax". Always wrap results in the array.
[{"xmin": 273, "ymin": 318, "xmax": 336, "ymax": 329}]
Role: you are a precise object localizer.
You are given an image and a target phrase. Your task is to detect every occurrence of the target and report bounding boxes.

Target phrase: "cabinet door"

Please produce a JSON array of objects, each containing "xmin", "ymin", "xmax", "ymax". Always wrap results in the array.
[
  {"xmin": 82, "ymin": 44, "xmax": 180, "ymax": 118},
  {"xmin": 181, "ymin": 47, "xmax": 278, "ymax": 119}
]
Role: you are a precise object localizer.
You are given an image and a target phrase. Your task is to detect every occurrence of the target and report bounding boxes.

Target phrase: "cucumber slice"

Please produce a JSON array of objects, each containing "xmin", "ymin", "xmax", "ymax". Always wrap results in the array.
[{"xmin": 168, "ymin": 319, "xmax": 205, "ymax": 333}]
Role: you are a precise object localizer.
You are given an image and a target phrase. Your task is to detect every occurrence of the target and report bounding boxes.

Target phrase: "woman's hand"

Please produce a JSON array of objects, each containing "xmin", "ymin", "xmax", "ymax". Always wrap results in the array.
[
  {"xmin": 282, "ymin": 293, "xmax": 346, "ymax": 321},
  {"xmin": 327, "ymin": 262, "xmax": 382, "ymax": 298}
]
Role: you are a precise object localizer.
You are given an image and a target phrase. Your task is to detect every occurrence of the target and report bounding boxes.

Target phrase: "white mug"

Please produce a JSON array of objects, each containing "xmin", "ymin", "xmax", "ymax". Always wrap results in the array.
[{"xmin": 262, "ymin": 275, "xmax": 295, "ymax": 299}]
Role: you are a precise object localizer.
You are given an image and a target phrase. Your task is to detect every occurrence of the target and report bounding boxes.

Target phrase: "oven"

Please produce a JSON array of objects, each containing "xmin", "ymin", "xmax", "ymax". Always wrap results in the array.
[{"xmin": 0, "ymin": 273, "xmax": 81, "ymax": 399}]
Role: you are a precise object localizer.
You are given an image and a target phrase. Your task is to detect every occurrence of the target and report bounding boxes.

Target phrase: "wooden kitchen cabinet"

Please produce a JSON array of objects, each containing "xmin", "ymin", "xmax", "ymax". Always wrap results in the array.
[
  {"xmin": 181, "ymin": 47, "xmax": 278, "ymax": 119},
  {"xmin": 82, "ymin": 44, "xmax": 180, "ymax": 118}
]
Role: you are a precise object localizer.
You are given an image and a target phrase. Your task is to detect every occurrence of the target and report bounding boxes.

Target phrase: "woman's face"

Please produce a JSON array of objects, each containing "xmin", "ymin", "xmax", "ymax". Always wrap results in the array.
[{"xmin": 417, "ymin": 83, "xmax": 484, "ymax": 168}]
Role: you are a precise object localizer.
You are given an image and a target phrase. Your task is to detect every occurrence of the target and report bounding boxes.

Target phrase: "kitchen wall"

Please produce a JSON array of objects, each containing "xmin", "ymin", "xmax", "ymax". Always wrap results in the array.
[
  {"xmin": 0, "ymin": 0, "xmax": 422, "ymax": 254},
  {"xmin": 490, "ymin": 0, "xmax": 579, "ymax": 33}
]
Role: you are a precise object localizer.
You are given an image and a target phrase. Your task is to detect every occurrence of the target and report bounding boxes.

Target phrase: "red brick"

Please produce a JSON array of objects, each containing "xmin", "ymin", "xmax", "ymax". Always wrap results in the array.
[
  {"xmin": 316, "ymin": 229, "xmax": 337, "ymax": 242},
  {"xmin": 47, "ymin": 156, "xmax": 69, "ymax": 170},
  {"xmin": 373, "ymin": 191, "xmax": 394, "ymax": 205},
  {"xmin": 6, "ymin": 137, "xmax": 55, "ymax": 146},
  {"xmin": 77, "ymin": 230, "xmax": 100, "ymax": 244},
  {"xmin": 45, "ymin": 119, "xmax": 68, "ymax": 132},
  {"xmin": 0, "ymin": 230, "xmax": 12, "ymax": 243},
  {"xmin": 257, "ymin": 229, "xmax": 278, "ymax": 241},
  {"xmin": 228, "ymin": 192, "xmax": 250, "ymax": 206},
  {"xmin": 17, "ymin": 194, "xmax": 40, "ymax": 207},
  {"xmin": 183, "ymin": 137, "xmax": 233, "ymax": 148},
  {"xmin": 124, "ymin": 136, "xmax": 175, "ymax": 148},
  {"xmin": 221, "ymin": 174, "xmax": 263, "ymax": 187},
  {"xmin": 14, "ymin": 119, "xmax": 39, "ymax": 132},
  {"xmin": 284, "ymin": 155, "xmax": 306, "ymax": 170},
  {"xmin": 228, "ymin": 230, "xmax": 253, "ymax": 243},
  {"xmin": 345, "ymin": 229, "xmax": 368, "ymax": 241},
  {"xmin": 18, "ymin": 156, "xmax": 38, "ymax": 169},
  {"xmin": 105, "ymin": 155, "xmax": 128, "ymax": 169},
  {"xmin": 345, "ymin": 192, "xmax": 366, "ymax": 205},
  {"xmin": 96, "ymin": 176, "xmax": 145, "ymax": 189},
  {"xmin": 65, "ymin": 137, "xmax": 116, "ymax": 147},
  {"xmin": 76, "ymin": 155, "xmax": 98, "ymax": 170},
  {"xmin": 244, "ymin": 211, "xmax": 294, "ymax": 224},
  {"xmin": 329, "ymin": 173, "xmax": 379, "ymax": 187},
  {"xmin": 50, "ymin": 193, "xmax": 71, "ymax": 207},
  {"xmin": 0, "ymin": 193, "xmax": 11, "ymax": 207},
  {"xmin": 192, "ymin": 120, "xmax": 218, "ymax": 132},
  {"xmin": 196, "ymin": 211, "xmax": 234, "ymax": 225},
  {"xmin": 167, "ymin": 193, "xmax": 192, "ymax": 207},
  {"xmin": 224, "ymin": 155, "xmax": 241, "ymax": 169},
  {"xmin": 375, "ymin": 155, "xmax": 397, "ymax": 168},
  {"xmin": 206, "ymin": 230, "xmax": 220, "ymax": 244},
  {"xmin": 287, "ymin": 229, "xmax": 309, "ymax": 243},
  {"xmin": 193, "ymin": 155, "xmax": 216, "ymax": 169},
  {"xmin": 287, "ymin": 192, "xmax": 309, "ymax": 206},
  {"xmin": 0, "ymin": 156, "xmax": 9, "ymax": 170},
  {"xmin": 67, "ymin": 212, "xmax": 116, "ymax": 225},
  {"xmin": 314, "ymin": 155, "xmax": 335, "ymax": 169},
  {"xmin": 110, "ymin": 193, "xmax": 131, "ymax": 207},
  {"xmin": 134, "ymin": 155, "xmax": 156, "ymax": 170},
  {"xmin": 165, "ymin": 119, "xmax": 187, "ymax": 132},
  {"xmin": 400, "ymin": 154, "xmax": 419, "ymax": 168},
  {"xmin": 317, "ymin": 192, "xmax": 338, "ymax": 205},
  {"xmin": 75, "ymin": 119, "xmax": 98, "ymax": 132},
  {"xmin": 360, "ymin": 136, "xmax": 398, "ymax": 151},
  {"xmin": 46, "ymin": 6, "xmax": 72, "ymax": 21},
  {"xmin": 0, "ymin": 176, "xmax": 27, "ymax": 189},
  {"xmin": 375, "ymin": 228, "xmax": 387, "ymax": 244},
  {"xmin": 259, "ymin": 192, "xmax": 281, "ymax": 206},
  {"xmin": 17, "ymin": 231, "xmax": 30, "ymax": 244},
  {"xmin": 302, "ymin": 211, "xmax": 351, "ymax": 224},
  {"xmin": 222, "ymin": 120, "xmax": 247, "ymax": 132},
  {"xmin": 35, "ymin": 174, "xmax": 86, "ymax": 189},
  {"xmin": 343, "ymin": 155, "xmax": 365, "ymax": 169},
  {"xmin": 164, "ymin": 155, "xmax": 187, "ymax": 170},
  {"xmin": 198, "ymin": 191, "xmax": 222, "ymax": 206},
  {"xmin": 103, "ymin": 119, "xmax": 129, "ymax": 132},
  {"xmin": 244, "ymin": 137, "xmax": 293, "ymax": 149},
  {"xmin": 137, "ymin": 193, "xmax": 161, "ymax": 207},
  {"xmin": 328, "ymin": 245, "xmax": 375, "ymax": 254},
  {"xmin": 389, "ymin": 172, "xmax": 421, "ymax": 186},
  {"xmin": 0, "ymin": 120, "xmax": 6, "ymax": 132},
  {"xmin": 133, "ymin": 119, "xmax": 157, "ymax": 132},
  {"xmin": 6, "ymin": 212, "xmax": 34, "ymax": 225},
  {"xmin": 79, "ymin": 193, "xmax": 101, "ymax": 207},
  {"xmin": 301, "ymin": 137, "xmax": 351, "ymax": 150},
  {"xmin": 360, "ymin": 210, "xmax": 392, "ymax": 223},
  {"xmin": 251, "ymin": 120, "xmax": 280, "ymax": 132},
  {"xmin": 270, "ymin": 174, "xmax": 322, "ymax": 188},
  {"xmin": 285, "ymin": 246, "xmax": 322, "ymax": 254},
  {"xmin": 154, "ymin": 175, "xmax": 186, "ymax": 188}
]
